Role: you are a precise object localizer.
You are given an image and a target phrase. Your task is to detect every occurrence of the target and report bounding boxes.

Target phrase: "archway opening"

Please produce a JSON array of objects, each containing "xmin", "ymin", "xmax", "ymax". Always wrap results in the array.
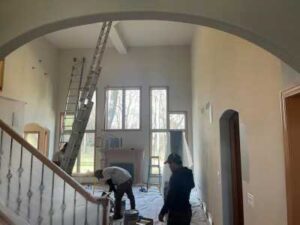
[{"xmin": 220, "ymin": 110, "xmax": 244, "ymax": 225}]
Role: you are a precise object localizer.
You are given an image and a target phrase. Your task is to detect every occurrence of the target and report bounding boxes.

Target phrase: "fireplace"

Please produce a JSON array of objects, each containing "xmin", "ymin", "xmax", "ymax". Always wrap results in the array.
[{"xmin": 104, "ymin": 149, "xmax": 144, "ymax": 184}]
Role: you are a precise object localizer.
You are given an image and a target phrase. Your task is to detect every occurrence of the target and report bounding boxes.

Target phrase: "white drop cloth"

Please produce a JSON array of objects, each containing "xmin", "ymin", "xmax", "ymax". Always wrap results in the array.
[{"xmin": 88, "ymin": 186, "xmax": 208, "ymax": 225}]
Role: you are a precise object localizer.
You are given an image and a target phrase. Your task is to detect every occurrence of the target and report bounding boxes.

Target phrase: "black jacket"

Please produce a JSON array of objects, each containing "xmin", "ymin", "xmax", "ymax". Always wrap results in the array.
[{"xmin": 160, "ymin": 167, "xmax": 195, "ymax": 215}]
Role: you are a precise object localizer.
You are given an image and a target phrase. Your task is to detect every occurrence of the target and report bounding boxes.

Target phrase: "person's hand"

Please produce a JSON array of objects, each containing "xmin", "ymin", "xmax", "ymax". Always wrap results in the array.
[{"xmin": 158, "ymin": 213, "xmax": 164, "ymax": 222}]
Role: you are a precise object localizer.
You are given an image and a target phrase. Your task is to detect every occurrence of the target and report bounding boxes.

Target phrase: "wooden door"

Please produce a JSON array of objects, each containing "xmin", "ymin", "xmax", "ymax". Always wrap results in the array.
[
  {"xmin": 229, "ymin": 113, "xmax": 244, "ymax": 225},
  {"xmin": 283, "ymin": 91, "xmax": 300, "ymax": 225}
]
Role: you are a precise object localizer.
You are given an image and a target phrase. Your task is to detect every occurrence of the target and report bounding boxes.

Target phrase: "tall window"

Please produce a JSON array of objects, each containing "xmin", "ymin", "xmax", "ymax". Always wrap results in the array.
[
  {"xmin": 151, "ymin": 88, "xmax": 168, "ymax": 169},
  {"xmin": 105, "ymin": 87, "xmax": 141, "ymax": 130},
  {"xmin": 60, "ymin": 93, "xmax": 96, "ymax": 174},
  {"xmin": 150, "ymin": 88, "xmax": 188, "ymax": 173}
]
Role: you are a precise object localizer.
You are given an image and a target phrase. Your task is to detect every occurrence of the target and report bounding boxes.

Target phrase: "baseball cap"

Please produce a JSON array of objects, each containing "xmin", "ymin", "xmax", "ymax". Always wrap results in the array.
[{"xmin": 164, "ymin": 153, "xmax": 182, "ymax": 165}]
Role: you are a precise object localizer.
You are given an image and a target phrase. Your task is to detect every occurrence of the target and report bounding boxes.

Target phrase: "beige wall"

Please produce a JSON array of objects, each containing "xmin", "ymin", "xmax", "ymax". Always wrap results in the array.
[
  {"xmin": 56, "ymin": 46, "xmax": 192, "ymax": 181},
  {"xmin": 191, "ymin": 27, "xmax": 300, "ymax": 225},
  {"xmin": 0, "ymin": 37, "xmax": 59, "ymax": 157}
]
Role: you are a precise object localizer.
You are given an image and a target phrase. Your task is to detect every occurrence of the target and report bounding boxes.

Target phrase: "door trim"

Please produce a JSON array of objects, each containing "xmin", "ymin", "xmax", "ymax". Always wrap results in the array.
[{"xmin": 281, "ymin": 84, "xmax": 300, "ymax": 225}]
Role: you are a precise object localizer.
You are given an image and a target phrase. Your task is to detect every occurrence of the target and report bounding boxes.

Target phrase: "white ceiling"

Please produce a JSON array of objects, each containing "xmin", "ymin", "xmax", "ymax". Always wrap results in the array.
[{"xmin": 44, "ymin": 21, "xmax": 196, "ymax": 49}]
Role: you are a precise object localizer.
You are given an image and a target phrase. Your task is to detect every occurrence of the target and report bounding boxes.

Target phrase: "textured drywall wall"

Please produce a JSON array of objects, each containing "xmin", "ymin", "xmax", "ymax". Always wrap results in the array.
[
  {"xmin": 0, "ymin": 37, "xmax": 59, "ymax": 158},
  {"xmin": 191, "ymin": 26, "xmax": 300, "ymax": 225}
]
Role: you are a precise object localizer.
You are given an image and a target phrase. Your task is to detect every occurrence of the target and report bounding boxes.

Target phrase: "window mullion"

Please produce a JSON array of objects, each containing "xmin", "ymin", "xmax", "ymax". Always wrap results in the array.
[{"xmin": 122, "ymin": 89, "xmax": 125, "ymax": 130}]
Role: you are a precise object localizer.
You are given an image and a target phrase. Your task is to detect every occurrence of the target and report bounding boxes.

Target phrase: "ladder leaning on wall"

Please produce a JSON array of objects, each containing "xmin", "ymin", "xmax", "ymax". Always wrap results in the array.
[
  {"xmin": 61, "ymin": 21, "xmax": 112, "ymax": 174},
  {"xmin": 59, "ymin": 57, "xmax": 85, "ymax": 147}
]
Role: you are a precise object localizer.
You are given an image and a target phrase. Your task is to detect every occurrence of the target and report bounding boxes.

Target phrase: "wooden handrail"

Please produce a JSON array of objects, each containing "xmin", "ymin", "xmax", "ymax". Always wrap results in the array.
[{"xmin": 0, "ymin": 119, "xmax": 106, "ymax": 205}]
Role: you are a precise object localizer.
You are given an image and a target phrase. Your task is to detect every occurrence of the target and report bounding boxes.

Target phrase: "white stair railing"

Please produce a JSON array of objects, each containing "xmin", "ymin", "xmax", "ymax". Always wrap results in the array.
[{"xmin": 0, "ymin": 120, "xmax": 110, "ymax": 225}]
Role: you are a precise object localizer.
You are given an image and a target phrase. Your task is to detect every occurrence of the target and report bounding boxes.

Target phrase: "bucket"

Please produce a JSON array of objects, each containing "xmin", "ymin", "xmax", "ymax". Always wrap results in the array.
[{"xmin": 124, "ymin": 209, "xmax": 139, "ymax": 225}]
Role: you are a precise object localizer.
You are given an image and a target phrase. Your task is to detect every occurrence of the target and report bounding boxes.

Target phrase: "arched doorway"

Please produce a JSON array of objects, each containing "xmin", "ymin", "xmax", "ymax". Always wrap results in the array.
[{"xmin": 220, "ymin": 110, "xmax": 244, "ymax": 225}]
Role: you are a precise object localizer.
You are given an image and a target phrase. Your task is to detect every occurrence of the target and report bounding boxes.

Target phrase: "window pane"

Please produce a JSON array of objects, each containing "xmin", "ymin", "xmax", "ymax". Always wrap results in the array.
[
  {"xmin": 86, "ymin": 93, "xmax": 96, "ymax": 130},
  {"xmin": 79, "ymin": 133, "xmax": 95, "ymax": 174},
  {"xmin": 106, "ymin": 89, "xmax": 123, "ymax": 129},
  {"xmin": 151, "ymin": 89, "xmax": 167, "ymax": 129},
  {"xmin": 72, "ymin": 159, "xmax": 78, "ymax": 174},
  {"xmin": 151, "ymin": 132, "xmax": 168, "ymax": 173},
  {"xmin": 63, "ymin": 114, "xmax": 74, "ymax": 131},
  {"xmin": 170, "ymin": 113, "xmax": 186, "ymax": 130},
  {"xmin": 125, "ymin": 89, "xmax": 140, "ymax": 129},
  {"xmin": 25, "ymin": 133, "xmax": 39, "ymax": 149}
]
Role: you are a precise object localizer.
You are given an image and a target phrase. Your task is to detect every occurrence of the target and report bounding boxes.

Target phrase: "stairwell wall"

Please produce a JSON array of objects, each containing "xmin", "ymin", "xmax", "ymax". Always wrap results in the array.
[{"xmin": 0, "ymin": 37, "xmax": 59, "ymax": 158}]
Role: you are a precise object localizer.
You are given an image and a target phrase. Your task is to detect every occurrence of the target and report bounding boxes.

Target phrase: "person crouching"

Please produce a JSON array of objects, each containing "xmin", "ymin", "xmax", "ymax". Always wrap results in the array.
[{"xmin": 94, "ymin": 166, "xmax": 136, "ymax": 220}]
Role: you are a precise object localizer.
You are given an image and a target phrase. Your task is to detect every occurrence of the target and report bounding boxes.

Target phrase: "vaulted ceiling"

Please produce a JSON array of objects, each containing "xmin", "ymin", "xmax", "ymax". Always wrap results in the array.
[{"xmin": 44, "ymin": 21, "xmax": 196, "ymax": 52}]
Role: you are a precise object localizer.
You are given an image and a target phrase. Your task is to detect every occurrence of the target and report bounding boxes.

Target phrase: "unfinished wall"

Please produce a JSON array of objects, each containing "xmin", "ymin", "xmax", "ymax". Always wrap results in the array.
[
  {"xmin": 56, "ymin": 46, "xmax": 192, "ymax": 181},
  {"xmin": 0, "ymin": 37, "xmax": 59, "ymax": 157},
  {"xmin": 191, "ymin": 27, "xmax": 300, "ymax": 225}
]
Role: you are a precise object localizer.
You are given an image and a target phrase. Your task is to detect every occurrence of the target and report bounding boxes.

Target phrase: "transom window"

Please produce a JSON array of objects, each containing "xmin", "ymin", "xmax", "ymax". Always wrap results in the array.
[{"xmin": 105, "ymin": 87, "xmax": 141, "ymax": 130}]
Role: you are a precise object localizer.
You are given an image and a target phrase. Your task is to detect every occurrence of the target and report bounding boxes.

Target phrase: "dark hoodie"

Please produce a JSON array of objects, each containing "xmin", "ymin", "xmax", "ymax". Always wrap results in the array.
[{"xmin": 160, "ymin": 167, "xmax": 195, "ymax": 214}]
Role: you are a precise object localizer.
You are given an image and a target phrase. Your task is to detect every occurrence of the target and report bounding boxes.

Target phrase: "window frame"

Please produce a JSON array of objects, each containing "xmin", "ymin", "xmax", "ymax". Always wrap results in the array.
[
  {"xmin": 150, "ymin": 86, "xmax": 169, "ymax": 131},
  {"xmin": 149, "ymin": 88, "xmax": 189, "ymax": 167},
  {"xmin": 104, "ymin": 86, "xmax": 142, "ymax": 131},
  {"xmin": 149, "ymin": 86, "xmax": 169, "ymax": 167}
]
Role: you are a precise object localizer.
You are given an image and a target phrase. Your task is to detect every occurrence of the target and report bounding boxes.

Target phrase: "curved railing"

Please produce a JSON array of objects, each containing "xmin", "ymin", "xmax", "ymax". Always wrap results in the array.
[{"xmin": 0, "ymin": 119, "xmax": 110, "ymax": 225}]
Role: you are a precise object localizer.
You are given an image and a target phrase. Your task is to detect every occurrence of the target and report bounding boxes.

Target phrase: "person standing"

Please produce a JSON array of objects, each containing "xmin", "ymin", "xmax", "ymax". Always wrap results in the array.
[
  {"xmin": 94, "ymin": 166, "xmax": 136, "ymax": 220},
  {"xmin": 159, "ymin": 153, "xmax": 195, "ymax": 225}
]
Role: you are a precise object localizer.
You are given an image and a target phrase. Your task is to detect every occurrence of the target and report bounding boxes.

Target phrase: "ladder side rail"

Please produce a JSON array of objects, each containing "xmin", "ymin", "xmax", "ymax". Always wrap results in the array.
[
  {"xmin": 80, "ymin": 22, "xmax": 111, "ymax": 103},
  {"xmin": 60, "ymin": 64, "xmax": 76, "ymax": 143},
  {"xmin": 74, "ymin": 57, "xmax": 86, "ymax": 118}
]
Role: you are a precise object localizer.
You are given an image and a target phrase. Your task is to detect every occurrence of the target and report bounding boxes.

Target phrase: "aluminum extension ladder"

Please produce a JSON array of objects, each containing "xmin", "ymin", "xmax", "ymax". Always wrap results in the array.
[
  {"xmin": 61, "ymin": 21, "xmax": 112, "ymax": 174},
  {"xmin": 147, "ymin": 156, "xmax": 162, "ymax": 190},
  {"xmin": 59, "ymin": 57, "xmax": 85, "ymax": 147}
]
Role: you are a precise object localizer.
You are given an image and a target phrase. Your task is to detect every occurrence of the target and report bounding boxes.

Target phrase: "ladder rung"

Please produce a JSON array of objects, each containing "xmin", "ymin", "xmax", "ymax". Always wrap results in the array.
[{"xmin": 149, "ymin": 174, "xmax": 161, "ymax": 177}]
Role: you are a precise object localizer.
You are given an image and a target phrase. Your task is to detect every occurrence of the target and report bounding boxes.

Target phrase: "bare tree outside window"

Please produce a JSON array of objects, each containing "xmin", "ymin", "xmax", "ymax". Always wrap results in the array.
[
  {"xmin": 169, "ymin": 113, "xmax": 186, "ymax": 130},
  {"xmin": 151, "ymin": 89, "xmax": 167, "ymax": 129},
  {"xmin": 125, "ymin": 89, "xmax": 140, "ymax": 129},
  {"xmin": 151, "ymin": 132, "xmax": 168, "ymax": 173},
  {"xmin": 106, "ymin": 89, "xmax": 123, "ymax": 129},
  {"xmin": 105, "ymin": 88, "xmax": 141, "ymax": 130}
]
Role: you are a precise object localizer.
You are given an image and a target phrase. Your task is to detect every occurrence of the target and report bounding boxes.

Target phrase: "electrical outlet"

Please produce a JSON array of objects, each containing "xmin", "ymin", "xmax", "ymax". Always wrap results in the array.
[{"xmin": 247, "ymin": 193, "xmax": 255, "ymax": 208}]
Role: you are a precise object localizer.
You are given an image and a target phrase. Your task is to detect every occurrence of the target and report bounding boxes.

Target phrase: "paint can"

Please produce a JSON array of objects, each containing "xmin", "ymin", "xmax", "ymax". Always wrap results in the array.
[{"xmin": 124, "ymin": 209, "xmax": 139, "ymax": 225}]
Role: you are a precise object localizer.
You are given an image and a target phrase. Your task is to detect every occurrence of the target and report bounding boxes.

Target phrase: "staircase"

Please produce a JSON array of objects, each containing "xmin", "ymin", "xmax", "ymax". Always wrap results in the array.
[{"xmin": 0, "ymin": 119, "xmax": 110, "ymax": 225}]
